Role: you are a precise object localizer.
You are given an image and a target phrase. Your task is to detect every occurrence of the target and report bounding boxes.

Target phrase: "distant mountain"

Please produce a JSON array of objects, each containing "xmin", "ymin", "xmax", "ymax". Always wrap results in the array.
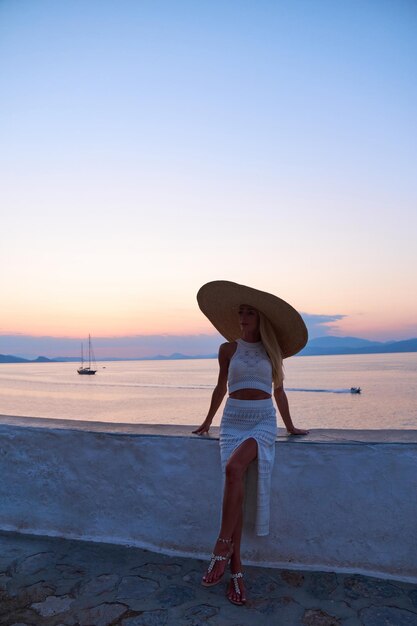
[
  {"xmin": 138, "ymin": 352, "xmax": 217, "ymax": 361},
  {"xmin": 299, "ymin": 337, "xmax": 417, "ymax": 356},
  {"xmin": 0, "ymin": 354, "xmax": 29, "ymax": 363},
  {"xmin": 355, "ymin": 338, "xmax": 417, "ymax": 354},
  {"xmin": 2, "ymin": 338, "xmax": 417, "ymax": 363},
  {"xmin": 53, "ymin": 353, "xmax": 218, "ymax": 362},
  {"xmin": 306, "ymin": 336, "xmax": 381, "ymax": 349},
  {"xmin": 0, "ymin": 354, "xmax": 56, "ymax": 363}
]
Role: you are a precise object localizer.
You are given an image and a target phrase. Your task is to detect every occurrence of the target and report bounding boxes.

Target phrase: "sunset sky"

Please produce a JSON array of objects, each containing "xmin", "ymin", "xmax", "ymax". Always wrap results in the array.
[{"xmin": 1, "ymin": 0, "xmax": 416, "ymax": 357}]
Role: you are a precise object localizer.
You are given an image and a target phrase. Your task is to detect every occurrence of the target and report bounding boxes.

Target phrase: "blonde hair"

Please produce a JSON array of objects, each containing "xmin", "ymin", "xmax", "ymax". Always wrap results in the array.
[{"xmin": 258, "ymin": 311, "xmax": 284, "ymax": 388}]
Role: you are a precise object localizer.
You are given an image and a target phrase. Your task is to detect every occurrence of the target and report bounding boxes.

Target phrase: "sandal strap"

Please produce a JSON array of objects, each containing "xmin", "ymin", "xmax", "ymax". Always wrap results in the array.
[
  {"xmin": 231, "ymin": 572, "xmax": 244, "ymax": 595},
  {"xmin": 207, "ymin": 553, "xmax": 229, "ymax": 574}
]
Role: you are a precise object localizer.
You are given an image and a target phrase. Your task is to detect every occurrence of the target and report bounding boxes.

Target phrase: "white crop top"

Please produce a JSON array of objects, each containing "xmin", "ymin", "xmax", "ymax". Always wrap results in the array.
[{"xmin": 228, "ymin": 339, "xmax": 273, "ymax": 394}]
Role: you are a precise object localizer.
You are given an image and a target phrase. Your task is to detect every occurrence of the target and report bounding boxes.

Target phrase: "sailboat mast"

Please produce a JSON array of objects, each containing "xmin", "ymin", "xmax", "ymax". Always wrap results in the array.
[{"xmin": 77, "ymin": 335, "xmax": 96, "ymax": 375}]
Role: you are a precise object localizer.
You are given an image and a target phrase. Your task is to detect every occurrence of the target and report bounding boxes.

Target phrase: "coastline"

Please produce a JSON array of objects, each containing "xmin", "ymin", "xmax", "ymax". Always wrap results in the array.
[{"xmin": 2, "ymin": 344, "xmax": 417, "ymax": 363}]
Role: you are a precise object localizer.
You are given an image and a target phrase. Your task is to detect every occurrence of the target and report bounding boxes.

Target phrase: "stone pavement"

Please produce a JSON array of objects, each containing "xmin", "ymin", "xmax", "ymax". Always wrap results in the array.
[{"xmin": 1, "ymin": 531, "xmax": 416, "ymax": 626}]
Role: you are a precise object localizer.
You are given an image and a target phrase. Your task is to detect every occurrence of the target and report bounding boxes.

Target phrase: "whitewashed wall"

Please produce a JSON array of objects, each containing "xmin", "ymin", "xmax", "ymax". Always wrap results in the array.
[{"xmin": 1, "ymin": 415, "xmax": 416, "ymax": 583}]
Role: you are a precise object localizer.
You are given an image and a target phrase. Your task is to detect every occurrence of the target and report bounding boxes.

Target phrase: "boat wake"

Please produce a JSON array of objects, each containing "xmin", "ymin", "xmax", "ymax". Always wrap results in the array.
[
  {"xmin": 78, "ymin": 381, "xmax": 215, "ymax": 390},
  {"xmin": 286, "ymin": 387, "xmax": 361, "ymax": 394},
  {"xmin": 76, "ymin": 383, "xmax": 361, "ymax": 393}
]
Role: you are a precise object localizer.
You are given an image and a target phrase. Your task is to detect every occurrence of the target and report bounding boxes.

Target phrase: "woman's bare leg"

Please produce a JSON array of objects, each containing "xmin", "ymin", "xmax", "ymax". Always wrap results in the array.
[
  {"xmin": 227, "ymin": 505, "xmax": 247, "ymax": 603},
  {"xmin": 230, "ymin": 505, "xmax": 243, "ymax": 571},
  {"xmin": 203, "ymin": 438, "xmax": 257, "ymax": 585}
]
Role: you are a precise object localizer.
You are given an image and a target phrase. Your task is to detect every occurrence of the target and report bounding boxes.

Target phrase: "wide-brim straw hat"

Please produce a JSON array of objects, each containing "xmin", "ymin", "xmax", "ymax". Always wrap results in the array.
[{"xmin": 197, "ymin": 280, "xmax": 308, "ymax": 358}]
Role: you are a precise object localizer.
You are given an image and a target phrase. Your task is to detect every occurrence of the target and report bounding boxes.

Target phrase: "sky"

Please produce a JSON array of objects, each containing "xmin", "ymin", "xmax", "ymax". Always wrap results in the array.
[{"xmin": 1, "ymin": 0, "xmax": 417, "ymax": 358}]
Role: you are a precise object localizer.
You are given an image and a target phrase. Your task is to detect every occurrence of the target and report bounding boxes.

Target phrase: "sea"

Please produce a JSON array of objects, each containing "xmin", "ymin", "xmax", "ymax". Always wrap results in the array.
[{"xmin": 0, "ymin": 353, "xmax": 416, "ymax": 430}]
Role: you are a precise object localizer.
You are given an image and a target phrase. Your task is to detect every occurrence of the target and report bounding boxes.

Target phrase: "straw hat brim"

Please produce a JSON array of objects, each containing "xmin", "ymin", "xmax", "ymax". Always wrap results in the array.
[{"xmin": 197, "ymin": 280, "xmax": 308, "ymax": 358}]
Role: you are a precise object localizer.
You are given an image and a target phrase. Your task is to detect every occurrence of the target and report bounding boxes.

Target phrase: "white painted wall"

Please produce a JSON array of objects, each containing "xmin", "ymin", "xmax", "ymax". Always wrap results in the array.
[{"xmin": 1, "ymin": 416, "xmax": 416, "ymax": 582}]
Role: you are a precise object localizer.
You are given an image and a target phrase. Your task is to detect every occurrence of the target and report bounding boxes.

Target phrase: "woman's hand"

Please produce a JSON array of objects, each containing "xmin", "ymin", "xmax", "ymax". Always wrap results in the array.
[
  {"xmin": 192, "ymin": 419, "xmax": 212, "ymax": 435},
  {"xmin": 287, "ymin": 427, "xmax": 309, "ymax": 435}
]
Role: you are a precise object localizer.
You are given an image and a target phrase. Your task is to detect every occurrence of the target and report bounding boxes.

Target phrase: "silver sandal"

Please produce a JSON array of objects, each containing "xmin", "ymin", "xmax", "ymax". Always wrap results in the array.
[
  {"xmin": 201, "ymin": 537, "xmax": 233, "ymax": 587},
  {"xmin": 227, "ymin": 572, "xmax": 246, "ymax": 605}
]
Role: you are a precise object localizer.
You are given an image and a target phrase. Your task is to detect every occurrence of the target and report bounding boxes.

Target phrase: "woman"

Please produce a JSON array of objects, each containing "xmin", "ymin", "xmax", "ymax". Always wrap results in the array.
[{"xmin": 193, "ymin": 280, "xmax": 309, "ymax": 606}]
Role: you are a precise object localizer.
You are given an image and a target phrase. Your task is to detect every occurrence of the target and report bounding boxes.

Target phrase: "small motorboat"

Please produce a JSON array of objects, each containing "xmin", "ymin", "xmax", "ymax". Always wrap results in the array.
[{"xmin": 350, "ymin": 387, "xmax": 361, "ymax": 394}]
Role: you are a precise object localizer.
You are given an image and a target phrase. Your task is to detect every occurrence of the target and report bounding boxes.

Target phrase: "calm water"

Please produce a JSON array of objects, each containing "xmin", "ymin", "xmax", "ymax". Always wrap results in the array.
[{"xmin": 0, "ymin": 353, "xmax": 416, "ymax": 430}]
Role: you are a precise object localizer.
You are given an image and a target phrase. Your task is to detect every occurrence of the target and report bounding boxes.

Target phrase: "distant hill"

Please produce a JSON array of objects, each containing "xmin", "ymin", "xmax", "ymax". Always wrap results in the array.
[
  {"xmin": 53, "ymin": 353, "xmax": 218, "ymax": 362},
  {"xmin": 0, "ymin": 354, "xmax": 29, "ymax": 363},
  {"xmin": 305, "ymin": 336, "xmax": 381, "ymax": 349},
  {"xmin": 2, "ymin": 338, "xmax": 417, "ymax": 363},
  {"xmin": 299, "ymin": 337, "xmax": 417, "ymax": 356},
  {"xmin": 133, "ymin": 353, "xmax": 218, "ymax": 361},
  {"xmin": 0, "ymin": 354, "xmax": 56, "ymax": 363},
  {"xmin": 355, "ymin": 338, "xmax": 417, "ymax": 354}
]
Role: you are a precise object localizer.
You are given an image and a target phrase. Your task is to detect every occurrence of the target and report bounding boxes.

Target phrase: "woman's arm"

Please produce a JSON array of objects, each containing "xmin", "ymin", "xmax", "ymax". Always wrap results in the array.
[
  {"xmin": 193, "ymin": 342, "xmax": 233, "ymax": 435},
  {"xmin": 274, "ymin": 385, "xmax": 309, "ymax": 435}
]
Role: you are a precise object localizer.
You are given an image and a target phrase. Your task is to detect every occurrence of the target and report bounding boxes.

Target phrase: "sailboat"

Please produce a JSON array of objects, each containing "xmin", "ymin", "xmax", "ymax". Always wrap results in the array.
[{"xmin": 77, "ymin": 334, "xmax": 97, "ymax": 375}]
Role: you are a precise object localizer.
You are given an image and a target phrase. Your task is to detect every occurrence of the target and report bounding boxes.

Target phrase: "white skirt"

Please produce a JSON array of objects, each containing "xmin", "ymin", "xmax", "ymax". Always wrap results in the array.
[{"xmin": 219, "ymin": 397, "xmax": 277, "ymax": 536}]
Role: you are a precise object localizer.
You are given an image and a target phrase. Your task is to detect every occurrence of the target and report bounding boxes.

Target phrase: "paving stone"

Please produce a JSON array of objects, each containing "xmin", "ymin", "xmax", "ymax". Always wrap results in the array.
[
  {"xmin": 0, "ymin": 532, "xmax": 415, "ymax": 626},
  {"xmin": 180, "ymin": 569, "xmax": 204, "ymax": 586},
  {"xmin": 0, "ymin": 553, "xmax": 19, "ymax": 570},
  {"xmin": 2, "ymin": 579, "xmax": 22, "ymax": 600},
  {"xmin": 31, "ymin": 594, "xmax": 75, "ymax": 617},
  {"xmin": 117, "ymin": 575, "xmax": 159, "ymax": 601},
  {"xmin": 78, "ymin": 573, "xmax": 120, "ymax": 597},
  {"xmin": 0, "ymin": 543, "xmax": 30, "ymax": 560},
  {"xmin": 0, "ymin": 593, "xmax": 28, "ymax": 620},
  {"xmin": 305, "ymin": 572, "xmax": 338, "ymax": 599},
  {"xmin": 305, "ymin": 600, "xmax": 358, "ymax": 622},
  {"xmin": 247, "ymin": 594, "xmax": 304, "ymax": 624},
  {"xmin": 2, "ymin": 610, "xmax": 40, "ymax": 626},
  {"xmin": 134, "ymin": 562, "xmax": 182, "ymax": 577},
  {"xmin": 155, "ymin": 584, "xmax": 196, "ymax": 607},
  {"xmin": 359, "ymin": 605, "xmax": 417, "ymax": 626},
  {"xmin": 121, "ymin": 610, "xmax": 169, "ymax": 625},
  {"xmin": 340, "ymin": 618, "xmax": 365, "ymax": 626},
  {"xmin": 14, "ymin": 552, "xmax": 56, "ymax": 576},
  {"xmin": 55, "ymin": 563, "xmax": 87, "ymax": 577},
  {"xmin": 0, "ymin": 573, "xmax": 11, "ymax": 586},
  {"xmin": 281, "ymin": 570, "xmax": 305, "ymax": 587},
  {"xmin": 0, "ymin": 598, "xmax": 47, "ymax": 626},
  {"xmin": 53, "ymin": 578, "xmax": 82, "ymax": 598},
  {"xmin": 74, "ymin": 601, "xmax": 129, "ymax": 626},
  {"xmin": 246, "ymin": 572, "xmax": 283, "ymax": 596},
  {"xmin": 184, "ymin": 603, "xmax": 219, "ymax": 622},
  {"xmin": 0, "ymin": 583, "xmax": 11, "ymax": 600},
  {"xmin": 302, "ymin": 608, "xmax": 341, "ymax": 625},
  {"xmin": 21, "ymin": 580, "xmax": 56, "ymax": 602},
  {"xmin": 247, "ymin": 594, "xmax": 293, "ymax": 611},
  {"xmin": 343, "ymin": 575, "xmax": 400, "ymax": 599}
]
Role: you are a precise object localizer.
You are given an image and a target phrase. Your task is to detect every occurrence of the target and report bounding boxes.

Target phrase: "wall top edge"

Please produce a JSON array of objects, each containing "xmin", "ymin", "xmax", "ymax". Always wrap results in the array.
[{"xmin": 1, "ymin": 415, "xmax": 417, "ymax": 444}]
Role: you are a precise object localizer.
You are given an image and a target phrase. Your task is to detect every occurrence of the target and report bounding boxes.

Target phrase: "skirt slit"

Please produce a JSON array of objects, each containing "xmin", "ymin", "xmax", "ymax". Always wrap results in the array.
[{"xmin": 219, "ymin": 397, "xmax": 277, "ymax": 536}]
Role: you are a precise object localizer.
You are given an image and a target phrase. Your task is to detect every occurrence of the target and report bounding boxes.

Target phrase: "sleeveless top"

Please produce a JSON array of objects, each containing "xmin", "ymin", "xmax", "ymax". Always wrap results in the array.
[{"xmin": 228, "ymin": 339, "xmax": 273, "ymax": 394}]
